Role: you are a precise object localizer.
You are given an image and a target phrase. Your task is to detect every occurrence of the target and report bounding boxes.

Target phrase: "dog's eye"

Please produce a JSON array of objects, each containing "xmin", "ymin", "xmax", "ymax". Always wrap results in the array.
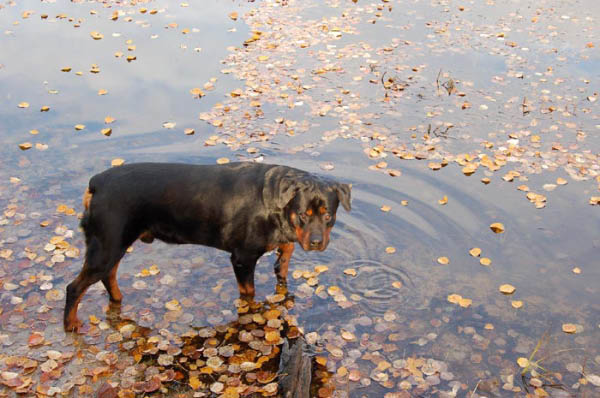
[{"xmin": 323, "ymin": 213, "xmax": 331, "ymax": 221}]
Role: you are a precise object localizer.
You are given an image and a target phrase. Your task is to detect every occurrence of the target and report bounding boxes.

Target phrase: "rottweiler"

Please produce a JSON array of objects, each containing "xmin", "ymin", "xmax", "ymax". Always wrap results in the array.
[{"xmin": 64, "ymin": 162, "xmax": 351, "ymax": 331}]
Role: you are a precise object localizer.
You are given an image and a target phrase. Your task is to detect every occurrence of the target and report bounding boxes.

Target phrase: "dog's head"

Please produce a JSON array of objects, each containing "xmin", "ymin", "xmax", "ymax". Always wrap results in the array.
[{"xmin": 264, "ymin": 166, "xmax": 351, "ymax": 251}]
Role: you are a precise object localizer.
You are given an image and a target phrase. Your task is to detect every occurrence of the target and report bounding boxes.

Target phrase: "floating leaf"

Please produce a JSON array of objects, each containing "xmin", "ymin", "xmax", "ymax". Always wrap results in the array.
[
  {"xmin": 499, "ymin": 284, "xmax": 516, "ymax": 294},
  {"xmin": 511, "ymin": 300, "xmax": 523, "ymax": 309},
  {"xmin": 469, "ymin": 247, "xmax": 481, "ymax": 257},
  {"xmin": 480, "ymin": 257, "xmax": 491, "ymax": 266},
  {"xmin": 385, "ymin": 246, "xmax": 396, "ymax": 254},
  {"xmin": 438, "ymin": 195, "xmax": 448, "ymax": 205},
  {"xmin": 562, "ymin": 323, "xmax": 577, "ymax": 334},
  {"xmin": 490, "ymin": 222, "xmax": 505, "ymax": 233},
  {"xmin": 111, "ymin": 158, "xmax": 125, "ymax": 167},
  {"xmin": 18, "ymin": 102, "xmax": 29, "ymax": 108},
  {"xmin": 216, "ymin": 157, "xmax": 229, "ymax": 165},
  {"xmin": 74, "ymin": 124, "xmax": 85, "ymax": 131},
  {"xmin": 437, "ymin": 256, "xmax": 449, "ymax": 265},
  {"xmin": 90, "ymin": 31, "xmax": 104, "ymax": 40}
]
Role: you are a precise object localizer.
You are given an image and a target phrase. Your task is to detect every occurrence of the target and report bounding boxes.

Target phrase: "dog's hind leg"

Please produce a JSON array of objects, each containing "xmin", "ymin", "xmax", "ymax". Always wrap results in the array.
[{"xmin": 64, "ymin": 214, "xmax": 132, "ymax": 331}]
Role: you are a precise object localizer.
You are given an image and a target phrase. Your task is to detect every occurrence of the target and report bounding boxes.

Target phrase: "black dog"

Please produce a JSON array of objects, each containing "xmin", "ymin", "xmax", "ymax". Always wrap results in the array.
[{"xmin": 64, "ymin": 162, "xmax": 351, "ymax": 331}]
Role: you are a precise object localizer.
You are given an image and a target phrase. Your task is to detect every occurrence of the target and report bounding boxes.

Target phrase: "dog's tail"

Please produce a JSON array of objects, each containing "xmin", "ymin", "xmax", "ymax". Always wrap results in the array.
[{"xmin": 80, "ymin": 185, "xmax": 95, "ymax": 233}]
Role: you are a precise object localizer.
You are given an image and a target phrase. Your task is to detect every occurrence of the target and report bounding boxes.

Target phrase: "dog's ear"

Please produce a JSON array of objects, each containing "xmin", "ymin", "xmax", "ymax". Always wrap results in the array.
[
  {"xmin": 335, "ymin": 183, "xmax": 352, "ymax": 212},
  {"xmin": 263, "ymin": 166, "xmax": 303, "ymax": 209}
]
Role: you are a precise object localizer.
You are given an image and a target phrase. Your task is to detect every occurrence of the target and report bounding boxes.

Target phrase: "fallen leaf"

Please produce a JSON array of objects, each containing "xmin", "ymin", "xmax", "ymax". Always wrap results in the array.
[
  {"xmin": 490, "ymin": 222, "xmax": 505, "ymax": 233},
  {"xmin": 499, "ymin": 284, "xmax": 516, "ymax": 294},
  {"xmin": 437, "ymin": 256, "xmax": 449, "ymax": 265},
  {"xmin": 469, "ymin": 247, "xmax": 481, "ymax": 257}
]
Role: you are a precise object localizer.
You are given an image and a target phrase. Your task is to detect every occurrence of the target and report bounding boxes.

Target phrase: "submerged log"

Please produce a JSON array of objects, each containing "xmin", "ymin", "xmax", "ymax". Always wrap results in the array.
[{"xmin": 278, "ymin": 336, "xmax": 313, "ymax": 398}]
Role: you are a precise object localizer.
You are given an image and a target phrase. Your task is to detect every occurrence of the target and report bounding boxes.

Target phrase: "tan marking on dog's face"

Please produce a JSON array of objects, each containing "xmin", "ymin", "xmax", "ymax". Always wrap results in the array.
[{"xmin": 82, "ymin": 188, "xmax": 93, "ymax": 211}]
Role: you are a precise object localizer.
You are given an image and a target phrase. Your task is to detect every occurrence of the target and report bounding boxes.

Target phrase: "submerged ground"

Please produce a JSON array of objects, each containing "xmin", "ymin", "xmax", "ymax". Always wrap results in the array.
[{"xmin": 1, "ymin": 0, "xmax": 599, "ymax": 397}]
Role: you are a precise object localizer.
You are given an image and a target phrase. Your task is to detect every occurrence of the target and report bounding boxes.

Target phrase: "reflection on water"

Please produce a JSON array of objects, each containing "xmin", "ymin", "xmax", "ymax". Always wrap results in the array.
[{"xmin": 1, "ymin": 0, "xmax": 600, "ymax": 396}]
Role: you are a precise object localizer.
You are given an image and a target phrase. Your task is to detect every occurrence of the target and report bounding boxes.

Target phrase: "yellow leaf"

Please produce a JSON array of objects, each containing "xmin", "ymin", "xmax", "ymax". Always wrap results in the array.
[
  {"xmin": 385, "ymin": 246, "xmax": 396, "ymax": 254},
  {"xmin": 469, "ymin": 247, "xmax": 481, "ymax": 257},
  {"xmin": 216, "ymin": 157, "xmax": 229, "ymax": 165},
  {"xmin": 257, "ymin": 55, "xmax": 269, "ymax": 62},
  {"xmin": 111, "ymin": 158, "xmax": 125, "ymax": 167},
  {"xmin": 517, "ymin": 357, "xmax": 529, "ymax": 367},
  {"xmin": 343, "ymin": 268, "xmax": 357, "ymax": 277},
  {"xmin": 499, "ymin": 284, "xmax": 516, "ymax": 294},
  {"xmin": 480, "ymin": 257, "xmax": 491, "ymax": 266},
  {"xmin": 18, "ymin": 102, "xmax": 29, "ymax": 108},
  {"xmin": 511, "ymin": 300, "xmax": 523, "ymax": 309},
  {"xmin": 437, "ymin": 256, "xmax": 449, "ymax": 265},
  {"xmin": 438, "ymin": 195, "xmax": 448, "ymax": 205},
  {"xmin": 189, "ymin": 376, "xmax": 202, "ymax": 390},
  {"xmin": 490, "ymin": 222, "xmax": 505, "ymax": 233},
  {"xmin": 229, "ymin": 12, "xmax": 238, "ymax": 20},
  {"xmin": 562, "ymin": 323, "xmax": 577, "ymax": 334},
  {"xmin": 74, "ymin": 124, "xmax": 85, "ymax": 131}
]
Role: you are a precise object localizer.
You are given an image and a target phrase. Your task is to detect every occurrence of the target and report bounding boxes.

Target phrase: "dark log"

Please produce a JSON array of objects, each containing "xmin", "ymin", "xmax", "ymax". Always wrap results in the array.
[{"xmin": 278, "ymin": 336, "xmax": 313, "ymax": 398}]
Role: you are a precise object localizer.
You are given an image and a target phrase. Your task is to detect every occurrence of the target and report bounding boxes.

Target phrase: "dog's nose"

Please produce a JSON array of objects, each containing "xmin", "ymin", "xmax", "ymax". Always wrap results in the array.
[{"xmin": 309, "ymin": 238, "xmax": 322, "ymax": 248}]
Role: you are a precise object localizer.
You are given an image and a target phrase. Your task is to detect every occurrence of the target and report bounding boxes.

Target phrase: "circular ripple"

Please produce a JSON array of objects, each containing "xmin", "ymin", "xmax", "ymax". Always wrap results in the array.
[{"xmin": 335, "ymin": 259, "xmax": 414, "ymax": 316}]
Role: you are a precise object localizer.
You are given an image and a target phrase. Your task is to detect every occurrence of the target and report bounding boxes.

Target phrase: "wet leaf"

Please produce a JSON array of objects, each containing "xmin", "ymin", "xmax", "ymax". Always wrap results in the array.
[
  {"xmin": 480, "ymin": 257, "xmax": 491, "ymax": 266},
  {"xmin": 511, "ymin": 300, "xmax": 523, "ymax": 309},
  {"xmin": 90, "ymin": 31, "xmax": 104, "ymax": 40},
  {"xmin": 437, "ymin": 256, "xmax": 449, "ymax": 265},
  {"xmin": 561, "ymin": 323, "xmax": 577, "ymax": 334},
  {"xmin": 74, "ymin": 124, "xmax": 85, "ymax": 131},
  {"xmin": 343, "ymin": 268, "xmax": 357, "ymax": 276},
  {"xmin": 111, "ymin": 158, "xmax": 125, "ymax": 167},
  {"xmin": 499, "ymin": 284, "xmax": 516, "ymax": 294},
  {"xmin": 101, "ymin": 128, "xmax": 112, "ymax": 136},
  {"xmin": 490, "ymin": 222, "xmax": 505, "ymax": 233},
  {"xmin": 18, "ymin": 102, "xmax": 29, "ymax": 108},
  {"xmin": 469, "ymin": 247, "xmax": 481, "ymax": 257},
  {"xmin": 217, "ymin": 157, "xmax": 230, "ymax": 164},
  {"xmin": 19, "ymin": 142, "xmax": 32, "ymax": 150},
  {"xmin": 517, "ymin": 357, "xmax": 529, "ymax": 368},
  {"xmin": 438, "ymin": 195, "xmax": 448, "ymax": 205}
]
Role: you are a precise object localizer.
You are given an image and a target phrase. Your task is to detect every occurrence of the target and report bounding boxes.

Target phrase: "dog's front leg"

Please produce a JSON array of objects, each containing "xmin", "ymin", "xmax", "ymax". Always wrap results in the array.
[
  {"xmin": 230, "ymin": 249, "xmax": 261, "ymax": 299},
  {"xmin": 273, "ymin": 243, "xmax": 294, "ymax": 285}
]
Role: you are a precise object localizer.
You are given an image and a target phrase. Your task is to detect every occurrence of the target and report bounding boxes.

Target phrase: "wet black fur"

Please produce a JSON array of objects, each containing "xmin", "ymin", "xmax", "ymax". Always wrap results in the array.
[{"xmin": 65, "ymin": 162, "xmax": 350, "ymax": 327}]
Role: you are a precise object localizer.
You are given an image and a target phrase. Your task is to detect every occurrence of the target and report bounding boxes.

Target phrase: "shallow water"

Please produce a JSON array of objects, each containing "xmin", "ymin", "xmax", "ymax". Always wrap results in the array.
[{"xmin": 1, "ymin": 0, "xmax": 600, "ymax": 396}]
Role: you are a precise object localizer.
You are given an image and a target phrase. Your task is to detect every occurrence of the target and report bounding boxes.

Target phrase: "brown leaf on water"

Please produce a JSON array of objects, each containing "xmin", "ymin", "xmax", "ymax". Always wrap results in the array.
[
  {"xmin": 104, "ymin": 116, "xmax": 115, "ymax": 124},
  {"xmin": 437, "ymin": 256, "xmax": 449, "ymax": 265},
  {"xmin": 562, "ymin": 323, "xmax": 577, "ymax": 334},
  {"xmin": 101, "ymin": 128, "xmax": 112, "ymax": 136},
  {"xmin": 229, "ymin": 12, "xmax": 238, "ymax": 20},
  {"xmin": 490, "ymin": 222, "xmax": 505, "ymax": 233},
  {"xmin": 385, "ymin": 246, "xmax": 396, "ymax": 254},
  {"xmin": 19, "ymin": 142, "xmax": 32, "ymax": 150},
  {"xmin": 380, "ymin": 205, "xmax": 391, "ymax": 212}
]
